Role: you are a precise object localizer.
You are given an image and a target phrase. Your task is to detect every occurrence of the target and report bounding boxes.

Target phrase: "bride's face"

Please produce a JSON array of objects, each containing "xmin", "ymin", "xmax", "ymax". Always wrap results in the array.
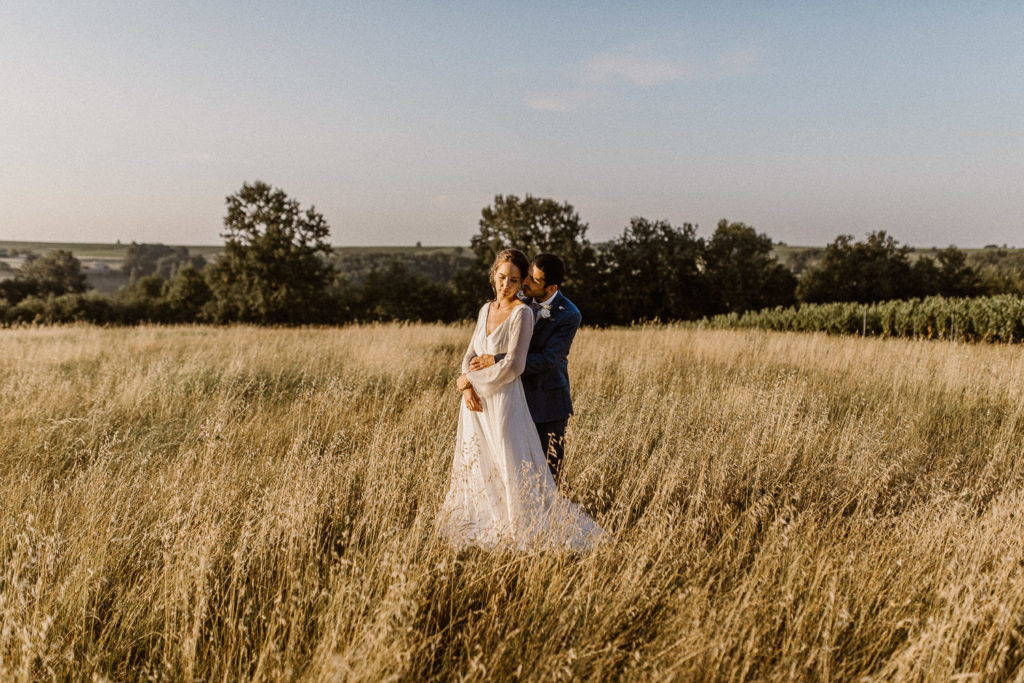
[{"xmin": 493, "ymin": 262, "xmax": 523, "ymax": 301}]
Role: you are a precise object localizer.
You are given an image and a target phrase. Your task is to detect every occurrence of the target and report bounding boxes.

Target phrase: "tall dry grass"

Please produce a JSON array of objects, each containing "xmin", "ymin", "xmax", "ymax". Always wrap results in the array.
[{"xmin": 3, "ymin": 323, "xmax": 1024, "ymax": 680}]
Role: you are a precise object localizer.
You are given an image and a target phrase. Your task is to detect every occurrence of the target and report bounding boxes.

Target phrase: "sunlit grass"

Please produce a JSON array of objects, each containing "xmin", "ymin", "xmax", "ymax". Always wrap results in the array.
[{"xmin": 3, "ymin": 323, "xmax": 1024, "ymax": 680}]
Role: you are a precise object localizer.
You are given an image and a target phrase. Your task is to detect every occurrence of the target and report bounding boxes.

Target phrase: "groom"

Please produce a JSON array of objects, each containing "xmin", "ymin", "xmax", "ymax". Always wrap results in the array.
[{"xmin": 470, "ymin": 253, "xmax": 581, "ymax": 484}]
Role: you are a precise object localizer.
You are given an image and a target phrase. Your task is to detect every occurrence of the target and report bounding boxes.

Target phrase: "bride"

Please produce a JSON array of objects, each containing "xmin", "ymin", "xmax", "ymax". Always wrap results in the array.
[{"xmin": 437, "ymin": 249, "xmax": 605, "ymax": 551}]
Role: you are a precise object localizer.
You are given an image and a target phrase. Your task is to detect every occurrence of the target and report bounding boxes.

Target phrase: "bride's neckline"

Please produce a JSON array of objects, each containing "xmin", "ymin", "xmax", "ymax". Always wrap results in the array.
[{"xmin": 485, "ymin": 301, "xmax": 524, "ymax": 337}]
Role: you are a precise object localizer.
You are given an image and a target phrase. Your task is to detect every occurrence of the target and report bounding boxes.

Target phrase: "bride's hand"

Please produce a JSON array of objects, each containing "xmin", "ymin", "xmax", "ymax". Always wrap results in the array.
[{"xmin": 463, "ymin": 387, "xmax": 482, "ymax": 412}]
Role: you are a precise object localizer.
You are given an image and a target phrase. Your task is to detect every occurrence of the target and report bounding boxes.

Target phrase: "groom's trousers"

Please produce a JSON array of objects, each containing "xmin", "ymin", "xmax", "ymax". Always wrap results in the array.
[{"xmin": 535, "ymin": 418, "xmax": 567, "ymax": 483}]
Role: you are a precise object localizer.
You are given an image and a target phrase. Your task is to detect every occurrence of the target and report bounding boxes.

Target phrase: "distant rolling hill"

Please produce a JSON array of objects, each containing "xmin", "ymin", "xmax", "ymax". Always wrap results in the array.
[
  {"xmin": 0, "ymin": 241, "xmax": 470, "ymax": 291},
  {"xmin": 0, "ymin": 240, "xmax": 467, "ymax": 265},
  {"xmin": 2, "ymin": 239, "xmax": 1020, "ymax": 292}
]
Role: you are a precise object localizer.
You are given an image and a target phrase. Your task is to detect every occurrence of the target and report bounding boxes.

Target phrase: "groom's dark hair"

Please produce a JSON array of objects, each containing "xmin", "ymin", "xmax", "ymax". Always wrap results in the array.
[{"xmin": 532, "ymin": 254, "xmax": 564, "ymax": 287}]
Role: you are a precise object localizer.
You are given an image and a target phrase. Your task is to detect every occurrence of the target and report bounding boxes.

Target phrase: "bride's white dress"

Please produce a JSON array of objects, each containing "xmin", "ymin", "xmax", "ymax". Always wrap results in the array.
[{"xmin": 438, "ymin": 302, "xmax": 605, "ymax": 551}]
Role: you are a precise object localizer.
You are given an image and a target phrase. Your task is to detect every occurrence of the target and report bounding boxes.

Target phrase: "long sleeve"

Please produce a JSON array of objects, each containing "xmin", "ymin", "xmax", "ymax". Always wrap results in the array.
[
  {"xmin": 461, "ymin": 336, "xmax": 476, "ymax": 375},
  {"xmin": 461, "ymin": 304, "xmax": 486, "ymax": 374},
  {"xmin": 467, "ymin": 305, "xmax": 534, "ymax": 397}
]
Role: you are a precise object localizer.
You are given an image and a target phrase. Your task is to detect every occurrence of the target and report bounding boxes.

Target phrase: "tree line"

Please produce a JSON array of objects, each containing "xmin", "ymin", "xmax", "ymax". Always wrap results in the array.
[{"xmin": 1, "ymin": 181, "xmax": 1022, "ymax": 326}]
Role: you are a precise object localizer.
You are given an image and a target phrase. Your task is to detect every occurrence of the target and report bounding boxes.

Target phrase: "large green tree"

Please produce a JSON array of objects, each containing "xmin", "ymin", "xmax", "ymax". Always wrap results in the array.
[
  {"xmin": 797, "ymin": 231, "xmax": 916, "ymax": 303},
  {"xmin": 599, "ymin": 218, "xmax": 706, "ymax": 323},
  {"xmin": 205, "ymin": 181, "xmax": 334, "ymax": 324},
  {"xmin": 461, "ymin": 194, "xmax": 598, "ymax": 313},
  {"xmin": 471, "ymin": 195, "xmax": 594, "ymax": 266},
  {"xmin": 704, "ymin": 220, "xmax": 797, "ymax": 314}
]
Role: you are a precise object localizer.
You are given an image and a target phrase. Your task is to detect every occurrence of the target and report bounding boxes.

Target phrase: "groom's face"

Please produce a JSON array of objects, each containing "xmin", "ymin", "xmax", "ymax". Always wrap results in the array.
[{"xmin": 523, "ymin": 265, "xmax": 553, "ymax": 300}]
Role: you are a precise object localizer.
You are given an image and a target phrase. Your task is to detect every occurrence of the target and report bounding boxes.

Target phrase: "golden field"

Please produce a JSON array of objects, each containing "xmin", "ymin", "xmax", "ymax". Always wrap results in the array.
[{"xmin": 3, "ymin": 323, "xmax": 1024, "ymax": 681}]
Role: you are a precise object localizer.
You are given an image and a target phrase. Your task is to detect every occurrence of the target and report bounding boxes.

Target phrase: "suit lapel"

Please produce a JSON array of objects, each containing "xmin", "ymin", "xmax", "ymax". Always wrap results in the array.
[{"xmin": 530, "ymin": 292, "xmax": 562, "ymax": 350}]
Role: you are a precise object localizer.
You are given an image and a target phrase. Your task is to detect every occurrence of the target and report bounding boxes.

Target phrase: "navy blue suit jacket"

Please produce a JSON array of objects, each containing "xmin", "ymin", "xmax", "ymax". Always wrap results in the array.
[{"xmin": 497, "ymin": 291, "xmax": 581, "ymax": 424}]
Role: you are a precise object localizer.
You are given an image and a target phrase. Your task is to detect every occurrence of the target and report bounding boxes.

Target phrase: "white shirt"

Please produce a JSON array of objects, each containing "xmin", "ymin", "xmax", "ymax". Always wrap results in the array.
[
  {"xmin": 534, "ymin": 290, "xmax": 558, "ymax": 321},
  {"xmin": 536, "ymin": 291, "xmax": 558, "ymax": 308}
]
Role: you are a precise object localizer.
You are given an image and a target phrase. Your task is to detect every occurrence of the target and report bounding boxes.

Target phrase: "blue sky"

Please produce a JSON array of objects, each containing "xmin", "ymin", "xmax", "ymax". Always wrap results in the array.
[{"xmin": 1, "ymin": 1, "xmax": 1022, "ymax": 247}]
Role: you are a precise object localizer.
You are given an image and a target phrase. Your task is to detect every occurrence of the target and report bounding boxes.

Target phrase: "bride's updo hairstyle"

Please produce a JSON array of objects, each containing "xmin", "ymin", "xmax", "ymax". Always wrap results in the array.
[{"xmin": 489, "ymin": 249, "xmax": 530, "ymax": 299}]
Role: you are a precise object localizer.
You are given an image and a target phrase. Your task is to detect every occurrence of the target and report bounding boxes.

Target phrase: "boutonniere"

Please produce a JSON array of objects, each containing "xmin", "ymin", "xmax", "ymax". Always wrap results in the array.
[{"xmin": 539, "ymin": 304, "xmax": 552, "ymax": 319}]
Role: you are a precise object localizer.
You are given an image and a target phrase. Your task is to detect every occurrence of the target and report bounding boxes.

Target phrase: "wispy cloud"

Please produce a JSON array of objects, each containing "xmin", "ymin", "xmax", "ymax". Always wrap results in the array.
[
  {"xmin": 526, "ymin": 41, "xmax": 764, "ymax": 113},
  {"xmin": 584, "ymin": 53, "xmax": 688, "ymax": 86}
]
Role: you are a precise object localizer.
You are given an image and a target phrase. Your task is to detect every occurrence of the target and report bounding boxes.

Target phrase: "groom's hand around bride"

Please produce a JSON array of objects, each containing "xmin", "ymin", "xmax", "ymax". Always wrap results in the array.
[{"xmin": 469, "ymin": 354, "xmax": 495, "ymax": 371}]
